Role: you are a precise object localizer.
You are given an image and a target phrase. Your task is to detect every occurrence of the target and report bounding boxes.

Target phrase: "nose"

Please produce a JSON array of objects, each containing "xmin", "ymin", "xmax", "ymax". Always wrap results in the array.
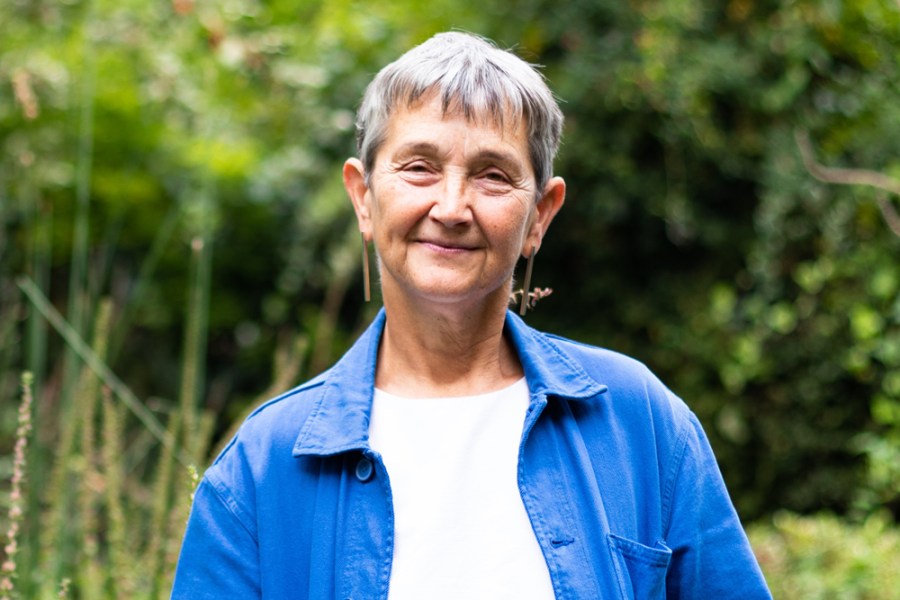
[{"xmin": 428, "ymin": 174, "xmax": 472, "ymax": 227}]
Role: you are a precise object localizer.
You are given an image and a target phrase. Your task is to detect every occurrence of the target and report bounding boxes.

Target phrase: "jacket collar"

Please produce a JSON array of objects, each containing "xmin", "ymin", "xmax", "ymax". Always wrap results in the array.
[{"xmin": 293, "ymin": 308, "xmax": 608, "ymax": 457}]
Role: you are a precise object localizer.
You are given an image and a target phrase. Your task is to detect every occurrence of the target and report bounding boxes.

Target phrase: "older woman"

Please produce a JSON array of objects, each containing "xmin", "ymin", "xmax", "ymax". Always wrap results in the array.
[{"xmin": 172, "ymin": 32, "xmax": 771, "ymax": 599}]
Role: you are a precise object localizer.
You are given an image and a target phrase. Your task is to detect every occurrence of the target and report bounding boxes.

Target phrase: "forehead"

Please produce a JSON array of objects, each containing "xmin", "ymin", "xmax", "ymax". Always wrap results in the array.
[{"xmin": 381, "ymin": 92, "xmax": 530, "ymax": 159}]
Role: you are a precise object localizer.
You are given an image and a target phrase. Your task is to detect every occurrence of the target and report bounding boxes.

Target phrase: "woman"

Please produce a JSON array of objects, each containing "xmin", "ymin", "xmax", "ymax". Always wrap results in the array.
[{"xmin": 172, "ymin": 32, "xmax": 771, "ymax": 599}]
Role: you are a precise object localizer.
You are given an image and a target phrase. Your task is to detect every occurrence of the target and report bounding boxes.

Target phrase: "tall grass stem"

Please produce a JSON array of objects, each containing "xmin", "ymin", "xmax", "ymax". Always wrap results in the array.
[
  {"xmin": 74, "ymin": 300, "xmax": 112, "ymax": 595},
  {"xmin": 101, "ymin": 387, "xmax": 129, "ymax": 597},
  {"xmin": 108, "ymin": 203, "xmax": 180, "ymax": 358},
  {"xmin": 60, "ymin": 0, "xmax": 98, "ymax": 447},
  {"xmin": 16, "ymin": 276, "xmax": 191, "ymax": 467}
]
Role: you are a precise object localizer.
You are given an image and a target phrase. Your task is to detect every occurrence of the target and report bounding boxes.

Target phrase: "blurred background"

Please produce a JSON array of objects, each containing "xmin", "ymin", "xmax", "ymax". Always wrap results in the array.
[{"xmin": 1, "ymin": 0, "xmax": 899, "ymax": 597}]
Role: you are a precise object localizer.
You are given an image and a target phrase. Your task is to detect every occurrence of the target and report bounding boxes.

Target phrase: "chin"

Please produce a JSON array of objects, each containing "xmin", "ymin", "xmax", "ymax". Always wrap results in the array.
[{"xmin": 412, "ymin": 280, "xmax": 511, "ymax": 308}]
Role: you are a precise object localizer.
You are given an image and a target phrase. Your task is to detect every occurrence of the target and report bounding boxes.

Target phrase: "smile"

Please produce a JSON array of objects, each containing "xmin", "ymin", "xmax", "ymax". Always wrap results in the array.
[{"xmin": 419, "ymin": 240, "xmax": 477, "ymax": 253}]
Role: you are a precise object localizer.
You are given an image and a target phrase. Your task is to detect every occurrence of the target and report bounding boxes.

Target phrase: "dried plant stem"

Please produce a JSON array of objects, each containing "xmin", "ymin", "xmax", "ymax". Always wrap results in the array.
[
  {"xmin": 101, "ymin": 387, "xmax": 129, "ymax": 598},
  {"xmin": 162, "ymin": 414, "xmax": 214, "ymax": 592},
  {"xmin": 40, "ymin": 373, "xmax": 80, "ymax": 584},
  {"xmin": 147, "ymin": 410, "xmax": 181, "ymax": 600},
  {"xmin": 178, "ymin": 236, "xmax": 211, "ymax": 456},
  {"xmin": 144, "ymin": 230, "xmax": 215, "ymax": 595},
  {"xmin": 75, "ymin": 301, "xmax": 112, "ymax": 597},
  {"xmin": 1, "ymin": 372, "xmax": 35, "ymax": 600}
]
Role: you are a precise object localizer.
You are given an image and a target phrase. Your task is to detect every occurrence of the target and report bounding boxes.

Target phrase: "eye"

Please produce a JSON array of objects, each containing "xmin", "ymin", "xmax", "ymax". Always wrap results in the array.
[
  {"xmin": 401, "ymin": 160, "xmax": 435, "ymax": 172},
  {"xmin": 399, "ymin": 160, "xmax": 439, "ymax": 183},
  {"xmin": 477, "ymin": 168, "xmax": 514, "ymax": 192}
]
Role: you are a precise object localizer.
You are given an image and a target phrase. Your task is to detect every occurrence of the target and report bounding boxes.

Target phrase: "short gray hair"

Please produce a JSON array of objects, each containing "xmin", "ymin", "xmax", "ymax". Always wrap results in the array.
[{"xmin": 355, "ymin": 32, "xmax": 564, "ymax": 193}]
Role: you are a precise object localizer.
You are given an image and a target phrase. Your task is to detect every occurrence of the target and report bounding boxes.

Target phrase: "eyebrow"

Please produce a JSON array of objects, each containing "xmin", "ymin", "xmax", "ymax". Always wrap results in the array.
[
  {"xmin": 391, "ymin": 142, "xmax": 444, "ymax": 161},
  {"xmin": 391, "ymin": 142, "xmax": 526, "ymax": 174}
]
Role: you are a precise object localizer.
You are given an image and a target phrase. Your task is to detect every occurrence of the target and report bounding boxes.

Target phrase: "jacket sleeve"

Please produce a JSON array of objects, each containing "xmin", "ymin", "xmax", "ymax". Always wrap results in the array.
[
  {"xmin": 664, "ymin": 412, "xmax": 772, "ymax": 599},
  {"xmin": 170, "ymin": 476, "xmax": 261, "ymax": 599}
]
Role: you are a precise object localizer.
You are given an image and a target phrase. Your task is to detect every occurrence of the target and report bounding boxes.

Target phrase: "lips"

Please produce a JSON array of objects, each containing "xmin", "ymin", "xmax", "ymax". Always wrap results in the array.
[{"xmin": 419, "ymin": 239, "xmax": 478, "ymax": 252}]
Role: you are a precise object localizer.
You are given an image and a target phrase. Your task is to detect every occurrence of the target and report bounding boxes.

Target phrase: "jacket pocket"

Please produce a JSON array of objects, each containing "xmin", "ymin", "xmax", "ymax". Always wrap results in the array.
[{"xmin": 608, "ymin": 534, "xmax": 672, "ymax": 599}]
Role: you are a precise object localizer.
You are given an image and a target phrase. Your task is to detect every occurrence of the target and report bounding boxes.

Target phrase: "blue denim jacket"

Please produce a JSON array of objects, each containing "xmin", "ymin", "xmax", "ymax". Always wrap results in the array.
[{"xmin": 172, "ymin": 310, "xmax": 771, "ymax": 599}]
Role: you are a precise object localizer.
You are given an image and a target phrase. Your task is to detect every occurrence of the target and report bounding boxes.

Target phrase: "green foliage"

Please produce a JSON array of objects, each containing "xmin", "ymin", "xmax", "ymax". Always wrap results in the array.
[
  {"xmin": 522, "ymin": 0, "xmax": 900, "ymax": 519},
  {"xmin": 749, "ymin": 511, "xmax": 900, "ymax": 599},
  {"xmin": 1, "ymin": 0, "xmax": 899, "ymax": 596}
]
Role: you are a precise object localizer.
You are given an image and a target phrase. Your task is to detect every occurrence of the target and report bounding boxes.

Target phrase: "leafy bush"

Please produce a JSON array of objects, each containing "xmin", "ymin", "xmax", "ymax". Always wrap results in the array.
[
  {"xmin": 749, "ymin": 512, "xmax": 900, "ymax": 599},
  {"xmin": 2, "ymin": 2, "xmax": 900, "ymax": 597}
]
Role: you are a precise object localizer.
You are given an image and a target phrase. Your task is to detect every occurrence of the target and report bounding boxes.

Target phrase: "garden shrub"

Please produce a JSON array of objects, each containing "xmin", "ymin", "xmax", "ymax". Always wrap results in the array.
[{"xmin": 749, "ymin": 511, "xmax": 900, "ymax": 599}]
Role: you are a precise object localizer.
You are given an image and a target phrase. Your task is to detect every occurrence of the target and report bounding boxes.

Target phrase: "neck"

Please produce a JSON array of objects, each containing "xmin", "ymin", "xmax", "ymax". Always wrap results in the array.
[{"xmin": 375, "ymin": 286, "xmax": 523, "ymax": 398}]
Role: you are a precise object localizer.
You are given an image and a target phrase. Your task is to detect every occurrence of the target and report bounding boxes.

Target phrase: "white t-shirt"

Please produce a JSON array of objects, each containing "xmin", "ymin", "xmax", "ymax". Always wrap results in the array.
[{"xmin": 368, "ymin": 378, "xmax": 556, "ymax": 600}]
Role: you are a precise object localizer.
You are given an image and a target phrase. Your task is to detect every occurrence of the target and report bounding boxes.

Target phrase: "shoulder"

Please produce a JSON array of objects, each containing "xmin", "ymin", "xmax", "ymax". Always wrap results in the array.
[
  {"xmin": 544, "ymin": 333, "xmax": 657, "ymax": 383},
  {"xmin": 548, "ymin": 332, "xmax": 685, "ymax": 404},
  {"xmin": 209, "ymin": 369, "xmax": 330, "ymax": 470},
  {"xmin": 538, "ymin": 331, "xmax": 696, "ymax": 441}
]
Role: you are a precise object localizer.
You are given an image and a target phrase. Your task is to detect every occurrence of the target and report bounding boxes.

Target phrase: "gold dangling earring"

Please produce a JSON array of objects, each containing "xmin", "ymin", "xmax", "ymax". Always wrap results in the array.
[
  {"xmin": 361, "ymin": 233, "xmax": 371, "ymax": 302},
  {"xmin": 519, "ymin": 245, "xmax": 536, "ymax": 316}
]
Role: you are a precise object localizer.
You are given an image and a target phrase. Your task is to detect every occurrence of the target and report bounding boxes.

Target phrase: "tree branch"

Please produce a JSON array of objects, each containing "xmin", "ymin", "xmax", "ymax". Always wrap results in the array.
[
  {"xmin": 877, "ymin": 195, "xmax": 900, "ymax": 237},
  {"xmin": 795, "ymin": 129, "xmax": 900, "ymax": 236},
  {"xmin": 795, "ymin": 130, "xmax": 900, "ymax": 196}
]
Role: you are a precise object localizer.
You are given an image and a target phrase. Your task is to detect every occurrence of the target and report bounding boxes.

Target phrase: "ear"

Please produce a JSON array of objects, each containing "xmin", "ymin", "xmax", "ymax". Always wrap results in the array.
[
  {"xmin": 343, "ymin": 158, "xmax": 373, "ymax": 239},
  {"xmin": 523, "ymin": 176, "xmax": 566, "ymax": 256}
]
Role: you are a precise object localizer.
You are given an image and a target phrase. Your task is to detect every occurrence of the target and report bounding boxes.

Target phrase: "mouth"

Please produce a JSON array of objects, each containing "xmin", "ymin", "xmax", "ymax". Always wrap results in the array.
[{"xmin": 418, "ymin": 239, "xmax": 478, "ymax": 253}]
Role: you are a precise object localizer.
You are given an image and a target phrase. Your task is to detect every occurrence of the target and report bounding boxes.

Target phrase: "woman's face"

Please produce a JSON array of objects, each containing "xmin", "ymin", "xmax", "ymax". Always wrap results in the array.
[{"xmin": 345, "ymin": 92, "xmax": 564, "ymax": 312}]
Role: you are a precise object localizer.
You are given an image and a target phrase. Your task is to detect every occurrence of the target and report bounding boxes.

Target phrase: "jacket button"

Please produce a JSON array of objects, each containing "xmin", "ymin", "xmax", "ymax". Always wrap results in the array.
[{"xmin": 355, "ymin": 457, "xmax": 374, "ymax": 482}]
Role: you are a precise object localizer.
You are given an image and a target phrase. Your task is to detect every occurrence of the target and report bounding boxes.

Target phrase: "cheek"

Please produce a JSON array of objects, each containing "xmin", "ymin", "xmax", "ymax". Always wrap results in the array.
[
  {"xmin": 371, "ymin": 186, "xmax": 429, "ymax": 232},
  {"xmin": 487, "ymin": 225, "xmax": 530, "ymax": 261},
  {"xmin": 486, "ymin": 204, "xmax": 533, "ymax": 241}
]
